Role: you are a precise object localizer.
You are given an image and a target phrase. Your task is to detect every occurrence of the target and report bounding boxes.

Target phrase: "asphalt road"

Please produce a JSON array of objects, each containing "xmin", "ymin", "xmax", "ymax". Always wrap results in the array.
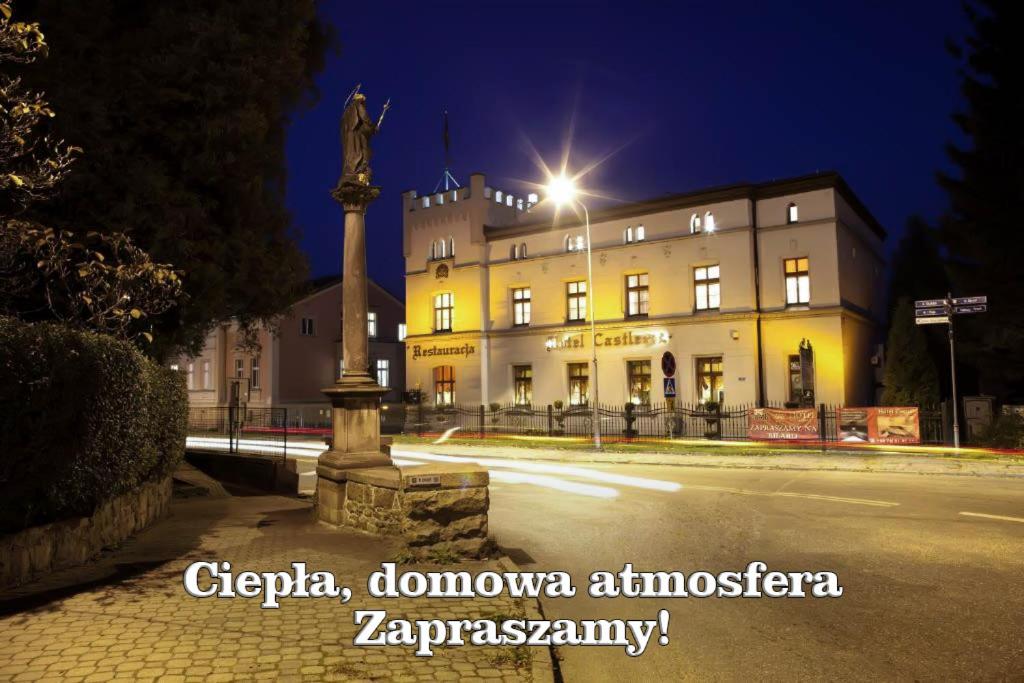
[{"xmin": 398, "ymin": 453, "xmax": 1024, "ymax": 681}]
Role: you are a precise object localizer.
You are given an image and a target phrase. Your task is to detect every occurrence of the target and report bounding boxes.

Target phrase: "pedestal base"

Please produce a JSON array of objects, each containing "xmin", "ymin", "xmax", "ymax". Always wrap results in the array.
[{"xmin": 315, "ymin": 380, "xmax": 392, "ymax": 524}]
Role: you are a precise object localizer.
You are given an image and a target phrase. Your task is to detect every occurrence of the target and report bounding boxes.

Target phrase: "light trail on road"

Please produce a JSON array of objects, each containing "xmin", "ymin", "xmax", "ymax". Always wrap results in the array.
[{"xmin": 959, "ymin": 511, "xmax": 1024, "ymax": 524}]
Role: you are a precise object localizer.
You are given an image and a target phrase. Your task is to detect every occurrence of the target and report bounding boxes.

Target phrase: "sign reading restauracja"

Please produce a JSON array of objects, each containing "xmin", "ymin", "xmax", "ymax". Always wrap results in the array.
[{"xmin": 411, "ymin": 343, "xmax": 476, "ymax": 360}]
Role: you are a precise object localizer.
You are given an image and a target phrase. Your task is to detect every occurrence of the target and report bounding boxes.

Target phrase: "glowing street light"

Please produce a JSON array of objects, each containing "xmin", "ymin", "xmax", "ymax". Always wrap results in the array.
[{"xmin": 545, "ymin": 172, "xmax": 602, "ymax": 450}]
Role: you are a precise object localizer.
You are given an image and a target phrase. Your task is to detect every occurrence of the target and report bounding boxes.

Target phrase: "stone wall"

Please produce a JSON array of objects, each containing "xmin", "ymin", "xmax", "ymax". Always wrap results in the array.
[
  {"xmin": 0, "ymin": 476, "xmax": 173, "ymax": 589},
  {"xmin": 340, "ymin": 464, "xmax": 490, "ymax": 558}
]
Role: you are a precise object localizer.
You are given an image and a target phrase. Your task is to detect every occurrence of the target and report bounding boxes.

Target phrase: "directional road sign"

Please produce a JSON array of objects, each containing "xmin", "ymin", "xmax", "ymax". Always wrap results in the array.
[
  {"xmin": 954, "ymin": 304, "xmax": 987, "ymax": 315},
  {"xmin": 915, "ymin": 299, "xmax": 946, "ymax": 309},
  {"xmin": 952, "ymin": 296, "xmax": 987, "ymax": 306},
  {"xmin": 916, "ymin": 316, "xmax": 950, "ymax": 325},
  {"xmin": 915, "ymin": 307, "xmax": 948, "ymax": 317}
]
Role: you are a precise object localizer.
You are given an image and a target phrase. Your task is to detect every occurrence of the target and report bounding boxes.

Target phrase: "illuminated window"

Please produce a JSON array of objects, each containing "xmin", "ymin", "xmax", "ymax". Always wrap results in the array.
[
  {"xmin": 690, "ymin": 213, "xmax": 702, "ymax": 233},
  {"xmin": 705, "ymin": 212, "xmax": 716, "ymax": 232},
  {"xmin": 568, "ymin": 363, "xmax": 589, "ymax": 406},
  {"xmin": 636, "ymin": 224, "xmax": 645, "ymax": 241},
  {"xmin": 506, "ymin": 194, "xmax": 514, "ymax": 207},
  {"xmin": 787, "ymin": 202, "xmax": 798, "ymax": 224},
  {"xmin": 694, "ymin": 264, "xmax": 721, "ymax": 311},
  {"xmin": 448, "ymin": 236, "xmax": 455, "ymax": 257},
  {"xmin": 376, "ymin": 359, "xmax": 390, "ymax": 388},
  {"xmin": 251, "ymin": 356, "xmax": 261, "ymax": 390},
  {"xmin": 784, "ymin": 257, "xmax": 810, "ymax": 305},
  {"xmin": 627, "ymin": 360, "xmax": 652, "ymax": 405},
  {"xmin": 519, "ymin": 243, "xmax": 526, "ymax": 258},
  {"xmin": 367, "ymin": 311, "xmax": 377, "ymax": 338},
  {"xmin": 429, "ymin": 241, "xmax": 436, "ymax": 260},
  {"xmin": 513, "ymin": 365, "xmax": 532, "ymax": 405},
  {"xmin": 438, "ymin": 239, "xmax": 447, "ymax": 259},
  {"xmin": 434, "ymin": 293, "xmax": 453, "ymax": 332},
  {"xmin": 434, "ymin": 366, "xmax": 455, "ymax": 405},
  {"xmin": 626, "ymin": 273, "xmax": 649, "ymax": 317},
  {"xmin": 234, "ymin": 358, "xmax": 244, "ymax": 379},
  {"xmin": 625, "ymin": 226, "xmax": 634, "ymax": 244},
  {"xmin": 422, "ymin": 196, "xmax": 431, "ymax": 209},
  {"xmin": 566, "ymin": 280, "xmax": 587, "ymax": 322},
  {"xmin": 300, "ymin": 317, "xmax": 315, "ymax": 336},
  {"xmin": 202, "ymin": 360, "xmax": 211, "ymax": 389},
  {"xmin": 566, "ymin": 235, "xmax": 585, "ymax": 252},
  {"xmin": 510, "ymin": 244, "xmax": 517, "ymax": 260},
  {"xmin": 186, "ymin": 362, "xmax": 194, "ymax": 390},
  {"xmin": 398, "ymin": 323, "xmax": 407, "ymax": 341},
  {"xmin": 495, "ymin": 190, "xmax": 503, "ymax": 203},
  {"xmin": 512, "ymin": 287, "xmax": 531, "ymax": 326},
  {"xmin": 170, "ymin": 363, "xmax": 180, "ymax": 371},
  {"xmin": 696, "ymin": 356, "xmax": 724, "ymax": 404},
  {"xmin": 451, "ymin": 190, "xmax": 458, "ymax": 202}
]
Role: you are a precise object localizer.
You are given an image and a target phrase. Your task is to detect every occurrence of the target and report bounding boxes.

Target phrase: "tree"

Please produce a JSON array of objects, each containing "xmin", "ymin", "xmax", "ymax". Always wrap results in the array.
[
  {"xmin": 888, "ymin": 216, "xmax": 948, "ymax": 316},
  {"xmin": 881, "ymin": 298, "xmax": 940, "ymax": 407},
  {"xmin": 0, "ymin": 1, "xmax": 182, "ymax": 343},
  {"xmin": 17, "ymin": 0, "xmax": 332, "ymax": 358},
  {"xmin": 937, "ymin": 0, "xmax": 1024, "ymax": 398}
]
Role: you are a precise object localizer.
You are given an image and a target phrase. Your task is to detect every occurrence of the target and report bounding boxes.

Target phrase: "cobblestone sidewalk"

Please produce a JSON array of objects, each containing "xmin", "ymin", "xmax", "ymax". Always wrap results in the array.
[{"xmin": 0, "ymin": 493, "xmax": 545, "ymax": 683}]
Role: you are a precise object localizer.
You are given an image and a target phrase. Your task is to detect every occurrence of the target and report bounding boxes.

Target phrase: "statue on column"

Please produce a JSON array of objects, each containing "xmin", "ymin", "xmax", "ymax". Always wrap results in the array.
[{"xmin": 340, "ymin": 86, "xmax": 390, "ymax": 187}]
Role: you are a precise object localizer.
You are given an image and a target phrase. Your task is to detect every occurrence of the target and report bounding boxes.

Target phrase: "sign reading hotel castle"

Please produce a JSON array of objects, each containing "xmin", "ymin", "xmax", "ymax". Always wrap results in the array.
[
  {"xmin": 411, "ymin": 342, "xmax": 476, "ymax": 360},
  {"xmin": 546, "ymin": 330, "xmax": 669, "ymax": 352}
]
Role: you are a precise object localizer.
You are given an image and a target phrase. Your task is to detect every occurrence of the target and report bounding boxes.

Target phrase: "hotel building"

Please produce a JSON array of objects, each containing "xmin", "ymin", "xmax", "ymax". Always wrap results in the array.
[
  {"xmin": 403, "ymin": 172, "xmax": 885, "ymax": 408},
  {"xmin": 177, "ymin": 275, "xmax": 406, "ymax": 424}
]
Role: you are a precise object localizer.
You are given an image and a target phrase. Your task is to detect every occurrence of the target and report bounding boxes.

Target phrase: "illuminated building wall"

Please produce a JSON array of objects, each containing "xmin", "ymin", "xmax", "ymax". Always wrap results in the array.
[{"xmin": 403, "ymin": 172, "xmax": 884, "ymax": 407}]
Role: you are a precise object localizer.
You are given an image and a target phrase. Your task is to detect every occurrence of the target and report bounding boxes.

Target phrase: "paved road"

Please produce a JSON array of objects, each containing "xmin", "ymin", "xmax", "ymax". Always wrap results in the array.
[{"xmin": 391, "ymin": 449, "xmax": 1024, "ymax": 681}]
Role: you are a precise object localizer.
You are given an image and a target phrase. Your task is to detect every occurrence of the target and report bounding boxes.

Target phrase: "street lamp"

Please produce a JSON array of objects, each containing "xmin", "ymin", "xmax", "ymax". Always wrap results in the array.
[{"xmin": 545, "ymin": 173, "xmax": 602, "ymax": 450}]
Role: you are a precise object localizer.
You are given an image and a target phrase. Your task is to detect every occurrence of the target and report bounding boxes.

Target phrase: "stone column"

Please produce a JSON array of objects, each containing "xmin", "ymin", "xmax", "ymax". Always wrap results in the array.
[{"xmin": 317, "ymin": 182, "xmax": 393, "ymax": 525}]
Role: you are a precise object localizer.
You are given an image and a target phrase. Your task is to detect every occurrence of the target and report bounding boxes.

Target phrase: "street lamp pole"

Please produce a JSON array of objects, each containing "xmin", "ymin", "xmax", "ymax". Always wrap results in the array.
[{"xmin": 579, "ymin": 201, "xmax": 602, "ymax": 450}]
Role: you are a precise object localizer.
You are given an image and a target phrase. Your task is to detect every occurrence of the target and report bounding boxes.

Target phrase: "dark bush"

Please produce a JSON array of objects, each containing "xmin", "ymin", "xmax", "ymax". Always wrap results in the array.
[{"xmin": 0, "ymin": 317, "xmax": 186, "ymax": 533}]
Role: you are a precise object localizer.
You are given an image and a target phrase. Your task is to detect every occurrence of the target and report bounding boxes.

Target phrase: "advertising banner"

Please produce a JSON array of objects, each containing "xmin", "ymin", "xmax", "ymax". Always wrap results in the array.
[
  {"xmin": 837, "ymin": 407, "xmax": 920, "ymax": 444},
  {"xmin": 748, "ymin": 408, "xmax": 819, "ymax": 440}
]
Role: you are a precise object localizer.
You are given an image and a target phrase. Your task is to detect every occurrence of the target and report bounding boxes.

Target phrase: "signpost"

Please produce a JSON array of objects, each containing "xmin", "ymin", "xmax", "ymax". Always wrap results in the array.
[
  {"xmin": 914, "ymin": 294, "xmax": 988, "ymax": 448},
  {"xmin": 663, "ymin": 378, "xmax": 677, "ymax": 398}
]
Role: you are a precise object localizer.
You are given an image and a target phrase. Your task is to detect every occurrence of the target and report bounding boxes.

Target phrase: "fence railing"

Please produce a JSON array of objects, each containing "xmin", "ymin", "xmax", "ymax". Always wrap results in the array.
[
  {"xmin": 403, "ymin": 402, "xmax": 949, "ymax": 446},
  {"xmin": 187, "ymin": 407, "xmax": 288, "ymax": 461}
]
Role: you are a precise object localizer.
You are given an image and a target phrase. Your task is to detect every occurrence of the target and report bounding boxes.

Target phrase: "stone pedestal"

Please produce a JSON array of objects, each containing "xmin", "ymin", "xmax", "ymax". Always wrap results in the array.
[{"xmin": 338, "ymin": 463, "xmax": 491, "ymax": 558}]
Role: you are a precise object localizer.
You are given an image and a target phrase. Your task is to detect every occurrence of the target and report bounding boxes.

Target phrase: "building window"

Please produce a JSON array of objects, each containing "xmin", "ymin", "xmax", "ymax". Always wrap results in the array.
[
  {"xmin": 636, "ymin": 224, "xmax": 645, "ymax": 241},
  {"xmin": 186, "ymin": 362, "xmax": 194, "ymax": 390},
  {"xmin": 568, "ymin": 363, "xmax": 589, "ymax": 406},
  {"xmin": 513, "ymin": 365, "xmax": 533, "ymax": 405},
  {"xmin": 234, "ymin": 358, "xmax": 244, "ymax": 379},
  {"xmin": 566, "ymin": 280, "xmax": 587, "ymax": 322},
  {"xmin": 398, "ymin": 323, "xmax": 407, "ymax": 342},
  {"xmin": 788, "ymin": 354, "xmax": 803, "ymax": 403},
  {"xmin": 448, "ymin": 236, "xmax": 455, "ymax": 257},
  {"xmin": 376, "ymin": 359, "xmax": 390, "ymax": 388},
  {"xmin": 512, "ymin": 287, "xmax": 531, "ymax": 326},
  {"xmin": 437, "ymin": 239, "xmax": 447, "ymax": 259},
  {"xmin": 626, "ymin": 273, "xmax": 649, "ymax": 317},
  {"xmin": 784, "ymin": 257, "xmax": 810, "ymax": 305},
  {"xmin": 694, "ymin": 264, "xmax": 721, "ymax": 311},
  {"xmin": 368, "ymin": 311, "xmax": 377, "ymax": 338},
  {"xmin": 566, "ymin": 234, "xmax": 584, "ymax": 252},
  {"xmin": 510, "ymin": 244, "xmax": 517, "ymax": 260},
  {"xmin": 627, "ymin": 360, "xmax": 652, "ymax": 406},
  {"xmin": 690, "ymin": 213, "xmax": 702, "ymax": 233},
  {"xmin": 519, "ymin": 243, "xmax": 526, "ymax": 259},
  {"xmin": 202, "ymin": 360, "xmax": 211, "ymax": 389},
  {"xmin": 787, "ymin": 202, "xmax": 799, "ymax": 224},
  {"xmin": 624, "ymin": 226, "xmax": 634, "ymax": 244},
  {"xmin": 300, "ymin": 317, "xmax": 315, "ymax": 336},
  {"xmin": 696, "ymin": 356, "xmax": 724, "ymax": 404},
  {"xmin": 705, "ymin": 211, "xmax": 716, "ymax": 232},
  {"xmin": 251, "ymin": 356, "xmax": 261, "ymax": 390},
  {"xmin": 434, "ymin": 366, "xmax": 455, "ymax": 406},
  {"xmin": 434, "ymin": 292, "xmax": 453, "ymax": 332}
]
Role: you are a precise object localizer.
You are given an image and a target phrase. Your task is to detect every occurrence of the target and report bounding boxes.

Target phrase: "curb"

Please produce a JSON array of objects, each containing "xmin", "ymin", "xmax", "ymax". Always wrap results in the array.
[{"xmin": 497, "ymin": 555, "xmax": 557, "ymax": 683}]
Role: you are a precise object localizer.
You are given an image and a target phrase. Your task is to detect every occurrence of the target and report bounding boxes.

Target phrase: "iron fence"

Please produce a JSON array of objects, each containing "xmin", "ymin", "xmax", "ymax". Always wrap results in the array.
[
  {"xmin": 187, "ymin": 407, "xmax": 288, "ymax": 461},
  {"xmin": 404, "ymin": 401, "xmax": 949, "ymax": 446}
]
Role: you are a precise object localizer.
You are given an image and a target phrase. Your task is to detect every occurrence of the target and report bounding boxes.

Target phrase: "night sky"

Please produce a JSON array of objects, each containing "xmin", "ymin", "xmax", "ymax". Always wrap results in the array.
[{"xmin": 285, "ymin": 1, "xmax": 968, "ymax": 300}]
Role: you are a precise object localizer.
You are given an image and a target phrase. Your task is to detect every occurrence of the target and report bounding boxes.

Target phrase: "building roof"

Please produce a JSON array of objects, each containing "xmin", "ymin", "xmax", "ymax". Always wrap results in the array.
[
  {"xmin": 300, "ymin": 275, "xmax": 405, "ymax": 308},
  {"xmin": 484, "ymin": 171, "xmax": 886, "ymax": 241}
]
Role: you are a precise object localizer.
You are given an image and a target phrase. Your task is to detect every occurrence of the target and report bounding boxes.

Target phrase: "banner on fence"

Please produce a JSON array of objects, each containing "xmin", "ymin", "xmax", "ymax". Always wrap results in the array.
[
  {"xmin": 748, "ymin": 408, "xmax": 819, "ymax": 440},
  {"xmin": 837, "ymin": 407, "xmax": 920, "ymax": 444}
]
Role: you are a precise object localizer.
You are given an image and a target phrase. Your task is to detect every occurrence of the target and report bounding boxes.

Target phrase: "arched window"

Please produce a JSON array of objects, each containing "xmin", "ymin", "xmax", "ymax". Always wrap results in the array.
[
  {"xmin": 624, "ymin": 226, "xmax": 634, "ymax": 244},
  {"xmin": 495, "ymin": 190, "xmax": 503, "ymax": 204},
  {"xmin": 636, "ymin": 224, "xmax": 645, "ymax": 241},
  {"xmin": 506, "ymin": 194, "xmax": 514, "ymax": 207},
  {"xmin": 438, "ymin": 239, "xmax": 447, "ymax": 259},
  {"xmin": 575, "ymin": 235, "xmax": 585, "ymax": 252},
  {"xmin": 690, "ymin": 213, "xmax": 702, "ymax": 234},
  {"xmin": 510, "ymin": 244, "xmax": 518, "ymax": 260},
  {"xmin": 565, "ymin": 235, "xmax": 573, "ymax": 252},
  {"xmin": 705, "ymin": 211, "xmax": 716, "ymax": 232},
  {"xmin": 519, "ymin": 243, "xmax": 527, "ymax": 259},
  {"xmin": 429, "ymin": 241, "xmax": 436, "ymax": 260},
  {"xmin": 448, "ymin": 236, "xmax": 455, "ymax": 257},
  {"xmin": 787, "ymin": 202, "xmax": 798, "ymax": 224}
]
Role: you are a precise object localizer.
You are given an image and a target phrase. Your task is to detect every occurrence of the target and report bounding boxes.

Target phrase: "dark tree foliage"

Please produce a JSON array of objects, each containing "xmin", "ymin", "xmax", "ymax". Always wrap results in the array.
[
  {"xmin": 881, "ymin": 298, "xmax": 940, "ymax": 407},
  {"xmin": 888, "ymin": 216, "xmax": 948, "ymax": 316},
  {"xmin": 18, "ymin": 0, "xmax": 332, "ymax": 358},
  {"xmin": 937, "ymin": 0, "xmax": 1024, "ymax": 398}
]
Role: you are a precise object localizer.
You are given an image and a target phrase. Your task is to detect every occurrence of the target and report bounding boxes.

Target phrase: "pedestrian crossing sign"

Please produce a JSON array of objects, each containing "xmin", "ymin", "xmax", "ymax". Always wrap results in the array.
[{"xmin": 663, "ymin": 377, "xmax": 677, "ymax": 398}]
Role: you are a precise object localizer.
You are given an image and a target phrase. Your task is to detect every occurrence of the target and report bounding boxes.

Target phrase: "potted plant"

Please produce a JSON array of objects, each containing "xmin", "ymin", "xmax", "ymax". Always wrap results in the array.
[{"xmin": 703, "ymin": 401, "xmax": 721, "ymax": 439}]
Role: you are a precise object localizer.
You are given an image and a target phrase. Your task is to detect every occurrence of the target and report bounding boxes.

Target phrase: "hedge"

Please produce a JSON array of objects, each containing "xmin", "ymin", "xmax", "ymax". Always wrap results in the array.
[{"xmin": 0, "ymin": 317, "xmax": 187, "ymax": 533}]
